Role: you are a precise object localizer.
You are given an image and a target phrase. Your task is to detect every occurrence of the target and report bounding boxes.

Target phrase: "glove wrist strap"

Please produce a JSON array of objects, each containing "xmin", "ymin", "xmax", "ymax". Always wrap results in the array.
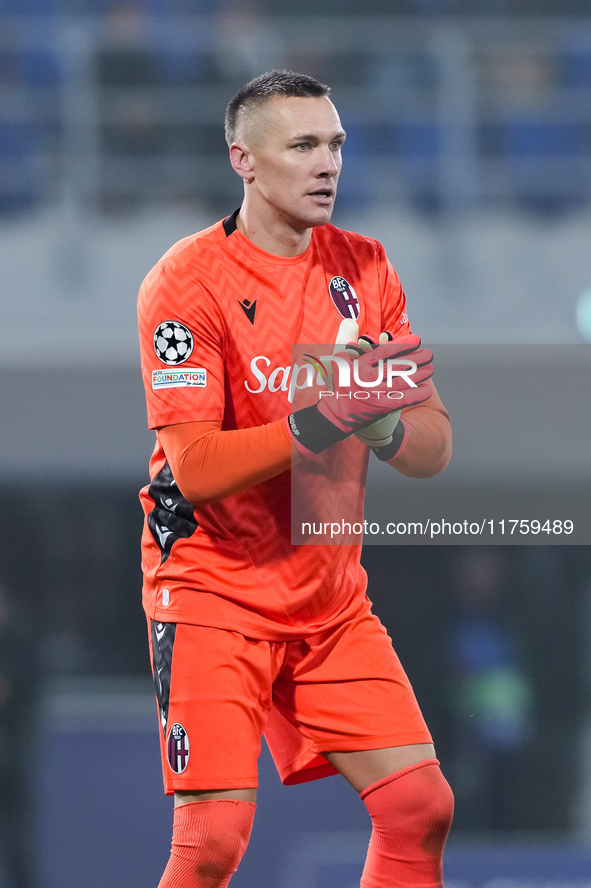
[
  {"xmin": 371, "ymin": 420, "xmax": 407, "ymax": 461},
  {"xmin": 288, "ymin": 405, "xmax": 350, "ymax": 454}
]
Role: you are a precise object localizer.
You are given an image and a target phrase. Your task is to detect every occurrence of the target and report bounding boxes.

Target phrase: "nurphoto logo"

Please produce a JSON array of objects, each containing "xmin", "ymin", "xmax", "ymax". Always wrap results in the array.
[{"xmin": 304, "ymin": 353, "xmax": 418, "ymax": 402}]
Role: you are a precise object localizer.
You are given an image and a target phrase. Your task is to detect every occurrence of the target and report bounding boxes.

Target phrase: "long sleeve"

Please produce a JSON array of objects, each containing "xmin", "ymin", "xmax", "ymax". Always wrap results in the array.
[
  {"xmin": 386, "ymin": 381, "xmax": 452, "ymax": 478},
  {"xmin": 158, "ymin": 418, "xmax": 294, "ymax": 507}
]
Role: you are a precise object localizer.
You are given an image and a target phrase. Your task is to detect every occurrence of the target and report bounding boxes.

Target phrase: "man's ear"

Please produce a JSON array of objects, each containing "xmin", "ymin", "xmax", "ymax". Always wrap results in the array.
[{"xmin": 229, "ymin": 143, "xmax": 254, "ymax": 182}]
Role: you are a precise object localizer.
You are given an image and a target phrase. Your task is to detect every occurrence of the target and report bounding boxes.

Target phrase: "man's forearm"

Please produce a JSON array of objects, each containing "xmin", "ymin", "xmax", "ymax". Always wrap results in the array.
[
  {"xmin": 382, "ymin": 383, "xmax": 452, "ymax": 478},
  {"xmin": 158, "ymin": 419, "xmax": 294, "ymax": 507},
  {"xmin": 158, "ymin": 378, "xmax": 450, "ymax": 510}
]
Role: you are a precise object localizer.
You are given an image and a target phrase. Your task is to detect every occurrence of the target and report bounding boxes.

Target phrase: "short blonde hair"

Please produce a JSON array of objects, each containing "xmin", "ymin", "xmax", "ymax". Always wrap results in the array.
[{"xmin": 224, "ymin": 69, "xmax": 330, "ymax": 146}]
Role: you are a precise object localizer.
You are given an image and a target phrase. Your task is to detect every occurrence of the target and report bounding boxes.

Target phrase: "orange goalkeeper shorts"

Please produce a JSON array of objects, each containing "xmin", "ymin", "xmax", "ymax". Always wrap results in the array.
[{"xmin": 148, "ymin": 599, "xmax": 432, "ymax": 794}]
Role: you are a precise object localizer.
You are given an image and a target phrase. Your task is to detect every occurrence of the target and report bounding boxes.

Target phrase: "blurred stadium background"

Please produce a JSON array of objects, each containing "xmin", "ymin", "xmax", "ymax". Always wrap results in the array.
[{"xmin": 1, "ymin": 1, "xmax": 591, "ymax": 886}]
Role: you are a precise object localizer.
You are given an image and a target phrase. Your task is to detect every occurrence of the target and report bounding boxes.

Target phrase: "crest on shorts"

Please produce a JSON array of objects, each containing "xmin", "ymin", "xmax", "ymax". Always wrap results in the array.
[
  {"xmin": 329, "ymin": 276, "xmax": 360, "ymax": 320},
  {"xmin": 167, "ymin": 723, "xmax": 190, "ymax": 773}
]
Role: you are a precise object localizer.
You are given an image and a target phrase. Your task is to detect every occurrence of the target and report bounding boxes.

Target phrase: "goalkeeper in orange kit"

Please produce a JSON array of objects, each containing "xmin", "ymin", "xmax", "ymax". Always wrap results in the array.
[{"xmin": 138, "ymin": 69, "xmax": 453, "ymax": 887}]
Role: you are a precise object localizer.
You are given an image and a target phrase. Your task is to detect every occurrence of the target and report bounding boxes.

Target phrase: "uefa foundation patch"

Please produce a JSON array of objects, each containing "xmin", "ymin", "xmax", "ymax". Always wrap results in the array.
[
  {"xmin": 152, "ymin": 368, "xmax": 206, "ymax": 389},
  {"xmin": 167, "ymin": 723, "xmax": 190, "ymax": 773}
]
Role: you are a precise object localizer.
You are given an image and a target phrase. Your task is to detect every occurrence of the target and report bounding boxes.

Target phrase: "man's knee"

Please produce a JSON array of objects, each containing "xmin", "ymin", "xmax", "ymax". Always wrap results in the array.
[
  {"xmin": 159, "ymin": 799, "xmax": 256, "ymax": 888},
  {"xmin": 361, "ymin": 758, "xmax": 454, "ymax": 856},
  {"xmin": 189, "ymin": 822, "xmax": 243, "ymax": 883}
]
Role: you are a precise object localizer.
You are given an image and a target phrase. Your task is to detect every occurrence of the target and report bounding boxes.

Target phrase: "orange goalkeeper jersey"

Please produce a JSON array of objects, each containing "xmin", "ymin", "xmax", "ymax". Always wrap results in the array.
[{"xmin": 138, "ymin": 210, "xmax": 410, "ymax": 640}]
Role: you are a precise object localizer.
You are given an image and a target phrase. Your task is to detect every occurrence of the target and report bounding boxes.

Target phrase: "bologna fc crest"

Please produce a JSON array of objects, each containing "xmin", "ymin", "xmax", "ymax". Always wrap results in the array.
[
  {"xmin": 329, "ymin": 277, "xmax": 360, "ymax": 320},
  {"xmin": 167, "ymin": 723, "xmax": 190, "ymax": 773}
]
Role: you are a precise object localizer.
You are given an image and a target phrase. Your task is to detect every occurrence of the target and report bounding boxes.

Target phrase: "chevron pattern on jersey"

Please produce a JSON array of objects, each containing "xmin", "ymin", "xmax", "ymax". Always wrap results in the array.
[
  {"xmin": 138, "ymin": 216, "xmax": 412, "ymax": 637},
  {"xmin": 147, "ymin": 462, "xmax": 198, "ymax": 563}
]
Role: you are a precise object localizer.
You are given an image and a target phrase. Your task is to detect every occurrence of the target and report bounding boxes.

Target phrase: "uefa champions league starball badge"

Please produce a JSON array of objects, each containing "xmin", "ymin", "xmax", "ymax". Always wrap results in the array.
[{"xmin": 154, "ymin": 321, "xmax": 194, "ymax": 365}]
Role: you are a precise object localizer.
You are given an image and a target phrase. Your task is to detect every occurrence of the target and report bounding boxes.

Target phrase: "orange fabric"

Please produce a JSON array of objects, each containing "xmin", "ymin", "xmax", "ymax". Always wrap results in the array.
[
  {"xmin": 138, "ymin": 218, "xmax": 410, "ymax": 431},
  {"xmin": 158, "ymin": 418, "xmax": 293, "ymax": 506},
  {"xmin": 391, "ymin": 381, "xmax": 452, "ymax": 478},
  {"xmin": 158, "ymin": 800, "xmax": 255, "ymax": 888},
  {"xmin": 360, "ymin": 760, "xmax": 454, "ymax": 887},
  {"xmin": 148, "ymin": 604, "xmax": 431, "ymax": 794},
  {"xmin": 138, "ymin": 214, "xmax": 448, "ymax": 639},
  {"xmin": 157, "ymin": 382, "xmax": 449, "ymax": 508}
]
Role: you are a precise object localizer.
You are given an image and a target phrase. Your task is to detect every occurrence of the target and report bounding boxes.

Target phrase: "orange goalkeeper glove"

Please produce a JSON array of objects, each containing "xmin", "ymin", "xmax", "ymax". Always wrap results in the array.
[{"xmin": 287, "ymin": 332, "xmax": 433, "ymax": 455}]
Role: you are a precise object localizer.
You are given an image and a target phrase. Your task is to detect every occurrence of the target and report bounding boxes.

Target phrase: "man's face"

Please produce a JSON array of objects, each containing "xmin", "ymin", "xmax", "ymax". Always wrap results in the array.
[{"xmin": 239, "ymin": 95, "xmax": 346, "ymax": 231}]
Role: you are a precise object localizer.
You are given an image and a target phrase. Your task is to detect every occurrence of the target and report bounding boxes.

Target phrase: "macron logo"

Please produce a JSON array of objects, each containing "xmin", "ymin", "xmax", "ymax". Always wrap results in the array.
[{"xmin": 238, "ymin": 299, "xmax": 257, "ymax": 325}]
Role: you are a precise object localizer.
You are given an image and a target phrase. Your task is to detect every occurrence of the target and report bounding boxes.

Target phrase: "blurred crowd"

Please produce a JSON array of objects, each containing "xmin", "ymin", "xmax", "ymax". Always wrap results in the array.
[
  {"xmin": 363, "ymin": 544, "xmax": 591, "ymax": 834},
  {"xmin": 1, "ymin": 0, "xmax": 591, "ymax": 215}
]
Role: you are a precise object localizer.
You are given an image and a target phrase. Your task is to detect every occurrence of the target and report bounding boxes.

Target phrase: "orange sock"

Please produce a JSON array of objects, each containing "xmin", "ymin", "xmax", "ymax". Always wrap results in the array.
[
  {"xmin": 360, "ymin": 759, "xmax": 454, "ymax": 888},
  {"xmin": 158, "ymin": 799, "xmax": 255, "ymax": 888}
]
